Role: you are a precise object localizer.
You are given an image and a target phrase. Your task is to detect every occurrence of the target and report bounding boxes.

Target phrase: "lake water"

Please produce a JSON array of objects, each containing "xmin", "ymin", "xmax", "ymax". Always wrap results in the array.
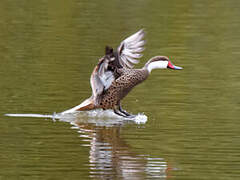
[{"xmin": 1, "ymin": 0, "xmax": 240, "ymax": 179}]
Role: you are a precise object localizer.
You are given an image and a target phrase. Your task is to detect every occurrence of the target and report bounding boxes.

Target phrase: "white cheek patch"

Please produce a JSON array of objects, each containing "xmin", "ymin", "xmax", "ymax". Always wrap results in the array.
[{"xmin": 147, "ymin": 61, "xmax": 168, "ymax": 73}]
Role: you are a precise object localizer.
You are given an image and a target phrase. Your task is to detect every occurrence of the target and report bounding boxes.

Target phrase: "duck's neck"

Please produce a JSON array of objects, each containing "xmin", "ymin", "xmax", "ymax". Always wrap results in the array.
[{"xmin": 144, "ymin": 61, "xmax": 168, "ymax": 73}]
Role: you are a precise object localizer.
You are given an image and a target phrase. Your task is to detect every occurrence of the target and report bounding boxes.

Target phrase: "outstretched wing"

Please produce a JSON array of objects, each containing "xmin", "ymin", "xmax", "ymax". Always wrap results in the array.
[
  {"xmin": 117, "ymin": 29, "xmax": 145, "ymax": 69},
  {"xmin": 90, "ymin": 30, "xmax": 145, "ymax": 103},
  {"xmin": 90, "ymin": 58, "xmax": 115, "ymax": 101}
]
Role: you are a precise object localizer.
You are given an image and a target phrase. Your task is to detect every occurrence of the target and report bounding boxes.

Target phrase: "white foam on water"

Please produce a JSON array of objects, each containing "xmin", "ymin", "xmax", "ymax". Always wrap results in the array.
[
  {"xmin": 4, "ymin": 109, "xmax": 148, "ymax": 125},
  {"xmin": 72, "ymin": 109, "xmax": 148, "ymax": 124},
  {"xmin": 5, "ymin": 113, "xmax": 55, "ymax": 118}
]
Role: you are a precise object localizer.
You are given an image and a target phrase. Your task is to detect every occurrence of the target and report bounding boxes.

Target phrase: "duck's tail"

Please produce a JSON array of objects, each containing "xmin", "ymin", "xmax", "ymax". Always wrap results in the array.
[{"xmin": 61, "ymin": 97, "xmax": 96, "ymax": 114}]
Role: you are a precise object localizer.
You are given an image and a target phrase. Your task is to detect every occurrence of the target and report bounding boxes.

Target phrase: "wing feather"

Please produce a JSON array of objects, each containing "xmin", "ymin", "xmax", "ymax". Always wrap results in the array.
[
  {"xmin": 120, "ymin": 55, "xmax": 135, "ymax": 68},
  {"xmin": 117, "ymin": 29, "xmax": 145, "ymax": 68},
  {"xmin": 90, "ymin": 58, "xmax": 115, "ymax": 102},
  {"xmin": 90, "ymin": 29, "xmax": 146, "ymax": 104}
]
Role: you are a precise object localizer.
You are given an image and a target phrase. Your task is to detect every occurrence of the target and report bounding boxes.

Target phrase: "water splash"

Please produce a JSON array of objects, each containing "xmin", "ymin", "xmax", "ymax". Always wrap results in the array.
[
  {"xmin": 4, "ymin": 109, "xmax": 147, "ymax": 125},
  {"xmin": 5, "ymin": 113, "xmax": 57, "ymax": 118}
]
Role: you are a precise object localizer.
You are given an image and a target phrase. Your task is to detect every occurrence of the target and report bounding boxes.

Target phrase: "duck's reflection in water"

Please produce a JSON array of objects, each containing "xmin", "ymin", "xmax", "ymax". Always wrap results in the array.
[{"xmin": 60, "ymin": 111, "xmax": 170, "ymax": 179}]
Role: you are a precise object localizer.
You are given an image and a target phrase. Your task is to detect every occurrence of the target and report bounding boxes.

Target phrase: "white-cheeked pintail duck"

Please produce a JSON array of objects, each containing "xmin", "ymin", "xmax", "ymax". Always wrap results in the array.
[{"xmin": 62, "ymin": 29, "xmax": 183, "ymax": 117}]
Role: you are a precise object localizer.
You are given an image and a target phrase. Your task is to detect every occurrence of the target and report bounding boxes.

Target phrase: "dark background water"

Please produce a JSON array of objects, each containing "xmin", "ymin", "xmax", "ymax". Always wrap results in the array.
[{"xmin": 1, "ymin": 0, "xmax": 240, "ymax": 179}]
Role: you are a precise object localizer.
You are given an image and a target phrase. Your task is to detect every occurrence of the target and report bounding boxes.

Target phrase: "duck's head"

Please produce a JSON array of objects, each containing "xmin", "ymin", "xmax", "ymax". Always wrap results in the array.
[{"xmin": 145, "ymin": 56, "xmax": 183, "ymax": 73}]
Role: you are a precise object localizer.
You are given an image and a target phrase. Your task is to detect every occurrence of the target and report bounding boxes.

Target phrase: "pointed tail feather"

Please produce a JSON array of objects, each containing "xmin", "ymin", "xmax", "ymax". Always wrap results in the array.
[{"xmin": 61, "ymin": 97, "xmax": 95, "ymax": 114}]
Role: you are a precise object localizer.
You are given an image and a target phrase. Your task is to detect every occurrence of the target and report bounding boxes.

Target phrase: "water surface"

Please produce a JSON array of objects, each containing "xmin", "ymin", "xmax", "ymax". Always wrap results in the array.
[{"xmin": 1, "ymin": 0, "xmax": 240, "ymax": 179}]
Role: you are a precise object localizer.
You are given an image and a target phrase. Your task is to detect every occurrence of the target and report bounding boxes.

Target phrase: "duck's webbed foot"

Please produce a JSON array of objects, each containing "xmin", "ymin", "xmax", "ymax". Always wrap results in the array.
[{"xmin": 113, "ymin": 104, "xmax": 136, "ymax": 118}]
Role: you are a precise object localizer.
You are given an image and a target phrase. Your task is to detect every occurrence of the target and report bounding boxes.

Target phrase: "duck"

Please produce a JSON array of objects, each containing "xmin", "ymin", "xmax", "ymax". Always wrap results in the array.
[{"xmin": 62, "ymin": 29, "xmax": 182, "ymax": 117}]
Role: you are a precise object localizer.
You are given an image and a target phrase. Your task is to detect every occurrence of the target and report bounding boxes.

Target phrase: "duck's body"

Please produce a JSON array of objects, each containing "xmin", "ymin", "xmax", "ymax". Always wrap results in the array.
[
  {"xmin": 98, "ymin": 68, "xmax": 148, "ymax": 110},
  {"xmin": 62, "ymin": 30, "xmax": 182, "ymax": 117}
]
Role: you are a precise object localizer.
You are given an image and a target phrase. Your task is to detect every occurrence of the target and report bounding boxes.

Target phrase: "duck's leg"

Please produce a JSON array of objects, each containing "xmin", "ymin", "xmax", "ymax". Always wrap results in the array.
[
  {"xmin": 113, "ymin": 105, "xmax": 128, "ymax": 117},
  {"xmin": 118, "ymin": 103, "xmax": 136, "ymax": 118}
]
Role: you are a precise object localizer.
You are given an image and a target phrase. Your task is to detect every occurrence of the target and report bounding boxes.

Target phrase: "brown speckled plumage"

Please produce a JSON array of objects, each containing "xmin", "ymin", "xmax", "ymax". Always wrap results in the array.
[{"xmin": 98, "ymin": 68, "xmax": 149, "ymax": 110}]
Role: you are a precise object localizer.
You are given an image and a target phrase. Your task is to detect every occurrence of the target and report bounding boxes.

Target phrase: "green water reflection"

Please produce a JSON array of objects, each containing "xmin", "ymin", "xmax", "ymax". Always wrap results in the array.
[{"xmin": 1, "ymin": 0, "xmax": 240, "ymax": 179}]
